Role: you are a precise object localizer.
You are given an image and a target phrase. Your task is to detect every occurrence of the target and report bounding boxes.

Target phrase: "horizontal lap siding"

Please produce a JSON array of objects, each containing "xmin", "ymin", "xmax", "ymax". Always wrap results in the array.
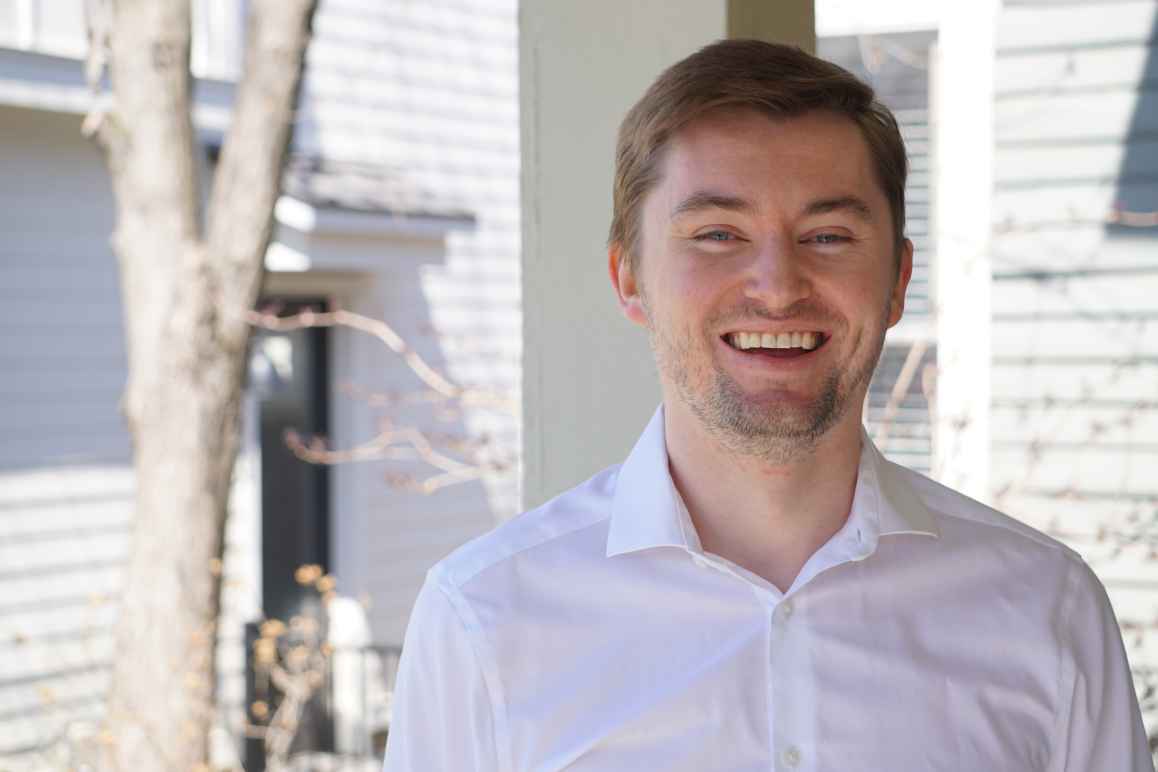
[
  {"xmin": 819, "ymin": 31, "xmax": 938, "ymax": 474},
  {"xmin": 297, "ymin": 0, "xmax": 522, "ymax": 653},
  {"xmin": 0, "ymin": 467, "xmax": 129, "ymax": 758},
  {"xmin": 994, "ymin": 0, "xmax": 1158, "ymax": 739},
  {"xmin": 0, "ymin": 106, "xmax": 135, "ymax": 760},
  {"xmin": 0, "ymin": 106, "xmax": 255, "ymax": 765}
]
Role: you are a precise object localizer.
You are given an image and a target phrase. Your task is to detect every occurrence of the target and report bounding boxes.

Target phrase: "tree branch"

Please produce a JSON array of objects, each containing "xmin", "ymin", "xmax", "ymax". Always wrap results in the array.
[
  {"xmin": 248, "ymin": 308, "xmax": 515, "ymax": 412},
  {"xmin": 207, "ymin": 0, "xmax": 318, "ymax": 352}
]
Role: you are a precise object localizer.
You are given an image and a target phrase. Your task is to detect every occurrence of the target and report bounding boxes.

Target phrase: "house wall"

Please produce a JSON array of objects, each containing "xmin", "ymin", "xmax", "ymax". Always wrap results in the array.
[
  {"xmin": 0, "ymin": 105, "xmax": 129, "ymax": 757},
  {"xmin": 990, "ymin": 0, "xmax": 1158, "ymax": 737},
  {"xmin": 291, "ymin": 0, "xmax": 523, "ymax": 649}
]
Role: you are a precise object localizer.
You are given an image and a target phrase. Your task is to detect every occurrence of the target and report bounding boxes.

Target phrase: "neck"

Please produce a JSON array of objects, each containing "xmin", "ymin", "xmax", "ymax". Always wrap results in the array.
[{"xmin": 664, "ymin": 397, "xmax": 864, "ymax": 594}]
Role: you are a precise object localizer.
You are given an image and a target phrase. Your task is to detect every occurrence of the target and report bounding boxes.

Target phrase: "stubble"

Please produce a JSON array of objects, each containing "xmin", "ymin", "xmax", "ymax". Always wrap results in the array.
[{"xmin": 644, "ymin": 296, "xmax": 888, "ymax": 465}]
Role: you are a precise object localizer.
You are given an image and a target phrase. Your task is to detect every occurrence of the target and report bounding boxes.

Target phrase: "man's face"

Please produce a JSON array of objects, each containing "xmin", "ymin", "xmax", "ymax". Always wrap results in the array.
[{"xmin": 610, "ymin": 108, "xmax": 912, "ymax": 461}]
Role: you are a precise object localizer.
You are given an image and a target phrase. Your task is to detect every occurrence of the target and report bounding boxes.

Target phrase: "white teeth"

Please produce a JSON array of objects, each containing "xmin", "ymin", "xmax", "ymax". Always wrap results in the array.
[{"xmin": 728, "ymin": 331, "xmax": 823, "ymax": 351}]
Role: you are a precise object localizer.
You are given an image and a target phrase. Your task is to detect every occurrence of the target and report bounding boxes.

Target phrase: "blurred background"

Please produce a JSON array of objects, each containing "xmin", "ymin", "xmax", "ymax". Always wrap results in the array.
[{"xmin": 0, "ymin": 0, "xmax": 1155, "ymax": 769}]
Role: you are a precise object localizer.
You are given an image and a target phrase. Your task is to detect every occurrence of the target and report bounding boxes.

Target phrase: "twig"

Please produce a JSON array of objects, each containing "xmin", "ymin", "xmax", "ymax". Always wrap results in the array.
[{"xmin": 247, "ymin": 308, "xmax": 515, "ymax": 412}]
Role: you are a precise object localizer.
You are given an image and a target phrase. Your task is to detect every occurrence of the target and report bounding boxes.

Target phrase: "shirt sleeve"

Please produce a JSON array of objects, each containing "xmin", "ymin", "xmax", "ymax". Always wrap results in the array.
[
  {"xmin": 382, "ymin": 567, "xmax": 500, "ymax": 771},
  {"xmin": 1053, "ymin": 556, "xmax": 1153, "ymax": 772}
]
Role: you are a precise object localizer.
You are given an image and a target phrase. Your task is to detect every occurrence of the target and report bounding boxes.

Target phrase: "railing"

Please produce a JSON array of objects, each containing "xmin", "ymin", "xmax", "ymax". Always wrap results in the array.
[{"xmin": 245, "ymin": 621, "xmax": 404, "ymax": 772}]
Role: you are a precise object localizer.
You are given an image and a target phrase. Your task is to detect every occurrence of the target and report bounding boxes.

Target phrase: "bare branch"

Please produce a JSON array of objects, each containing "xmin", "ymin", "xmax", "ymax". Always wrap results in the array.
[
  {"xmin": 284, "ymin": 421, "xmax": 513, "ymax": 494},
  {"xmin": 248, "ymin": 308, "xmax": 516, "ymax": 412}
]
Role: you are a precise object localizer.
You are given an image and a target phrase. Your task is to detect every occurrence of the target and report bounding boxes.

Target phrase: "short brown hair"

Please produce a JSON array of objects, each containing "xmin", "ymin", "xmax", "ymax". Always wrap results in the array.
[{"xmin": 609, "ymin": 39, "xmax": 908, "ymax": 271}]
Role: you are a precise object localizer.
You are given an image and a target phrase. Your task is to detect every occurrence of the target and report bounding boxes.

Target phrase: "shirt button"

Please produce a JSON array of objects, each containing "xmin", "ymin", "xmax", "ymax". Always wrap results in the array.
[
  {"xmin": 781, "ymin": 601, "xmax": 794, "ymax": 619},
  {"xmin": 781, "ymin": 746, "xmax": 802, "ymax": 768}
]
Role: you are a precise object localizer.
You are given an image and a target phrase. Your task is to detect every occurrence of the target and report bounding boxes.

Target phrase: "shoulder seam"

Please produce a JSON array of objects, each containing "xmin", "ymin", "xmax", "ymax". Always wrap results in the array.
[
  {"xmin": 440, "ymin": 470, "xmax": 619, "ymax": 588},
  {"xmin": 936, "ymin": 505, "xmax": 1069, "ymax": 552},
  {"xmin": 895, "ymin": 464, "xmax": 1073, "ymax": 554},
  {"xmin": 446, "ymin": 513, "xmax": 612, "ymax": 588}
]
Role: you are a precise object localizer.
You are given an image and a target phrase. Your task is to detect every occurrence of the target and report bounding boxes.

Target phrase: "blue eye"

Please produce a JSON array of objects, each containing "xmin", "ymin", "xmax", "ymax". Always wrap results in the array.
[
  {"xmin": 694, "ymin": 230, "xmax": 735, "ymax": 242},
  {"xmin": 811, "ymin": 233, "xmax": 849, "ymax": 244}
]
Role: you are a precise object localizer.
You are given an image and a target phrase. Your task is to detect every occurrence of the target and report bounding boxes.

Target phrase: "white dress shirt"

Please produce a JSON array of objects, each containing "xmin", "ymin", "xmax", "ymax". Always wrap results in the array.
[{"xmin": 382, "ymin": 405, "xmax": 1152, "ymax": 771}]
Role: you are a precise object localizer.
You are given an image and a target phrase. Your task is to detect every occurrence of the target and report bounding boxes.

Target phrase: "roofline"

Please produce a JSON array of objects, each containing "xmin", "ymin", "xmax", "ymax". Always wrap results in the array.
[
  {"xmin": 273, "ymin": 195, "xmax": 475, "ymax": 240},
  {"xmin": 0, "ymin": 47, "xmax": 233, "ymax": 142}
]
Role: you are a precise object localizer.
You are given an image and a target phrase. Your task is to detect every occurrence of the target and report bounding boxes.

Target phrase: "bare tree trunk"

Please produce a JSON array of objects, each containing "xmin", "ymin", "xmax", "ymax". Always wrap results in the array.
[{"xmin": 88, "ymin": 1, "xmax": 317, "ymax": 769}]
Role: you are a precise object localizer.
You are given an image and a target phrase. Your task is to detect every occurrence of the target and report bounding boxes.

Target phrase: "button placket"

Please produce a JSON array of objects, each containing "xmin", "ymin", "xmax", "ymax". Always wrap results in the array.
[{"xmin": 771, "ymin": 596, "xmax": 808, "ymax": 771}]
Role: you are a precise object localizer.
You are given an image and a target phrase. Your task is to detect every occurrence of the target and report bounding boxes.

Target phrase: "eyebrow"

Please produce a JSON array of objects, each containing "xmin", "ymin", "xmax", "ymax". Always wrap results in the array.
[
  {"xmin": 802, "ymin": 195, "xmax": 874, "ymax": 221},
  {"xmin": 670, "ymin": 191, "xmax": 756, "ymax": 220},
  {"xmin": 670, "ymin": 191, "xmax": 874, "ymax": 223}
]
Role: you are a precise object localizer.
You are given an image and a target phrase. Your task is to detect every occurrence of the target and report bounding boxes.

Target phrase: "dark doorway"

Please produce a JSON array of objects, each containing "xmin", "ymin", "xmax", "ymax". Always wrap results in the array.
[
  {"xmin": 256, "ymin": 297, "xmax": 331, "ymax": 623},
  {"xmin": 245, "ymin": 296, "xmax": 334, "ymax": 770}
]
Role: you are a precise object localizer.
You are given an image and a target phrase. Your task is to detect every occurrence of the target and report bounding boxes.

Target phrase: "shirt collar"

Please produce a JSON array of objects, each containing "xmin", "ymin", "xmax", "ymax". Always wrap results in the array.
[{"xmin": 606, "ymin": 404, "xmax": 939, "ymax": 559}]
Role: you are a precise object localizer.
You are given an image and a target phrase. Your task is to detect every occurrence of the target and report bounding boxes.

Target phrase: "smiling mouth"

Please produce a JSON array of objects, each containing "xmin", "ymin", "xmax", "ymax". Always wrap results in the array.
[{"xmin": 721, "ymin": 330, "xmax": 828, "ymax": 358}]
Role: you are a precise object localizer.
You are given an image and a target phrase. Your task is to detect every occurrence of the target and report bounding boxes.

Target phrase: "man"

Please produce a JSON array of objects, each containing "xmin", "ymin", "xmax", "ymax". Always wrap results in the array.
[{"xmin": 383, "ymin": 40, "xmax": 1152, "ymax": 771}]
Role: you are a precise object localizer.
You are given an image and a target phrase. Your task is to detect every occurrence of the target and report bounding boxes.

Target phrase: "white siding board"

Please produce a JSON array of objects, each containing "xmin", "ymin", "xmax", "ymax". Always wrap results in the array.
[
  {"xmin": 998, "ymin": 44, "xmax": 1157, "ymax": 95},
  {"xmin": 998, "ymin": 1, "xmax": 1158, "ymax": 52},
  {"xmin": 992, "ymin": 231, "xmax": 1158, "ymax": 273},
  {"xmin": 993, "ymin": 269, "xmax": 1158, "ymax": 310},
  {"xmin": 995, "ymin": 140, "xmax": 1158, "ymax": 184},
  {"xmin": 993, "ymin": 184, "xmax": 1158, "ymax": 230},
  {"xmin": 997, "ymin": 89, "xmax": 1158, "ymax": 144},
  {"xmin": 992, "ymin": 404, "xmax": 1158, "ymax": 443},
  {"xmin": 993, "ymin": 360, "xmax": 1158, "ymax": 401},
  {"xmin": 992, "ymin": 317, "xmax": 1158, "ymax": 356},
  {"xmin": 992, "ymin": 448, "xmax": 1158, "ymax": 500}
]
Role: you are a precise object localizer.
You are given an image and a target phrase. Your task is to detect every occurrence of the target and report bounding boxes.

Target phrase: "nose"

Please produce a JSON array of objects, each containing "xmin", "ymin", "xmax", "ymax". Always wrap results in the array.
[{"xmin": 743, "ymin": 237, "xmax": 811, "ymax": 311}]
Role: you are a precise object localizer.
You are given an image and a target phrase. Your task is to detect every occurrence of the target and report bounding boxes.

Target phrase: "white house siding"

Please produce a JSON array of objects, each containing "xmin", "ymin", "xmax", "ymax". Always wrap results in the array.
[
  {"xmin": 819, "ymin": 31, "xmax": 939, "ymax": 475},
  {"xmin": 0, "ymin": 105, "xmax": 129, "ymax": 757},
  {"xmin": 0, "ymin": 104, "xmax": 257, "ymax": 768},
  {"xmin": 292, "ymin": 0, "xmax": 522, "ymax": 650},
  {"xmin": 992, "ymin": 0, "xmax": 1158, "ymax": 739}
]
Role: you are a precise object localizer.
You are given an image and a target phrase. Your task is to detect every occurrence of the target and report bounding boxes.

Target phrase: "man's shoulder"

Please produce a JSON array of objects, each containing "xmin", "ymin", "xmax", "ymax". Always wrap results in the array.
[
  {"xmin": 891, "ymin": 459, "xmax": 1081, "ymax": 563},
  {"xmin": 430, "ymin": 463, "xmax": 622, "ymax": 592}
]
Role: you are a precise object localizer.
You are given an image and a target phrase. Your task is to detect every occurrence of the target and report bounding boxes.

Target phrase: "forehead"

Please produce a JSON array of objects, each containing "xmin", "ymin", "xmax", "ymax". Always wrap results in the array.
[{"xmin": 650, "ymin": 108, "xmax": 881, "ymax": 214}]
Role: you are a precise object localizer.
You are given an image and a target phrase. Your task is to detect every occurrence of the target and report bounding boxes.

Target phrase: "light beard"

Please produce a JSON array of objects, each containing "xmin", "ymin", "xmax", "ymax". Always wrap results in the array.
[{"xmin": 646, "ymin": 307, "xmax": 887, "ymax": 465}]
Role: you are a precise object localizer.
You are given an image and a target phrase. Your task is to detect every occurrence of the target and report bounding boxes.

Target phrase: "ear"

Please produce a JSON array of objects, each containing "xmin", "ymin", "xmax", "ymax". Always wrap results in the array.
[
  {"xmin": 609, "ymin": 243, "xmax": 649, "ymax": 327},
  {"xmin": 886, "ymin": 237, "xmax": 914, "ymax": 328}
]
